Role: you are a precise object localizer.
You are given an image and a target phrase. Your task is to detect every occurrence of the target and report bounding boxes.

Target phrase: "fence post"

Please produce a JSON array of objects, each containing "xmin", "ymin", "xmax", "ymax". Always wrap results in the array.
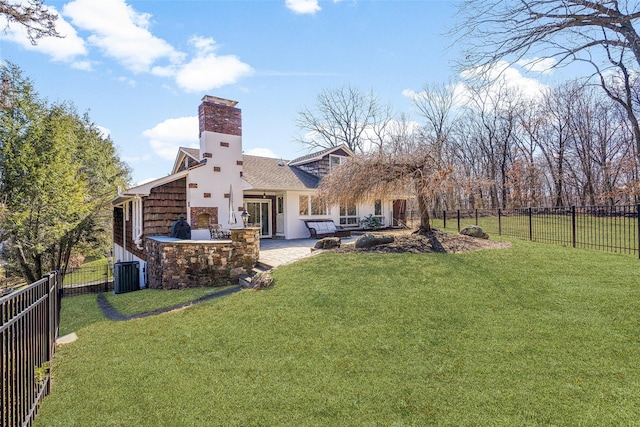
[
  {"xmin": 457, "ymin": 210, "xmax": 461, "ymax": 232},
  {"xmin": 571, "ymin": 206, "xmax": 576, "ymax": 248},
  {"xmin": 528, "ymin": 207, "xmax": 533, "ymax": 241},
  {"xmin": 475, "ymin": 209, "xmax": 478, "ymax": 226},
  {"xmin": 637, "ymin": 204, "xmax": 640, "ymax": 260},
  {"xmin": 105, "ymin": 263, "xmax": 110, "ymax": 293},
  {"xmin": 498, "ymin": 208, "xmax": 502, "ymax": 236},
  {"xmin": 443, "ymin": 210, "xmax": 446, "ymax": 229}
]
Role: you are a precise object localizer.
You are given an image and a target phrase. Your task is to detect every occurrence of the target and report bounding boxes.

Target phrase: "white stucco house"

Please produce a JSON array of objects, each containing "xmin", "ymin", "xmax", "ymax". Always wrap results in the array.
[{"xmin": 112, "ymin": 95, "xmax": 408, "ymax": 267}]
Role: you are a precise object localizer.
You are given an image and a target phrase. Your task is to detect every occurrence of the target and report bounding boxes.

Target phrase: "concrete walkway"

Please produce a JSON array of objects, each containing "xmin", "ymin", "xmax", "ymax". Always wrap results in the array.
[{"xmin": 258, "ymin": 236, "xmax": 355, "ymax": 268}]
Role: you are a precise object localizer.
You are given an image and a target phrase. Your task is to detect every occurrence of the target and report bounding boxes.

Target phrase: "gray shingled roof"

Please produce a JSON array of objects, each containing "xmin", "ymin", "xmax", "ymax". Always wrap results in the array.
[
  {"xmin": 182, "ymin": 147, "xmax": 200, "ymax": 159},
  {"xmin": 242, "ymin": 155, "xmax": 320, "ymax": 190},
  {"xmin": 288, "ymin": 144, "xmax": 355, "ymax": 166},
  {"xmin": 288, "ymin": 146, "xmax": 336, "ymax": 165}
]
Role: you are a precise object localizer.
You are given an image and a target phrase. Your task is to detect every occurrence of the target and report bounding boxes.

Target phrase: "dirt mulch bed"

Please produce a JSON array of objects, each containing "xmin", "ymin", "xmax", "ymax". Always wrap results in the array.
[{"xmin": 335, "ymin": 229, "xmax": 511, "ymax": 254}]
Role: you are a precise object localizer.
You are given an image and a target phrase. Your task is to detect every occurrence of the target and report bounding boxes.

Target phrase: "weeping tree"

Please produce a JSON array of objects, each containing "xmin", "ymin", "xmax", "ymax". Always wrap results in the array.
[
  {"xmin": 0, "ymin": 63, "xmax": 130, "ymax": 282},
  {"xmin": 318, "ymin": 119, "xmax": 452, "ymax": 234}
]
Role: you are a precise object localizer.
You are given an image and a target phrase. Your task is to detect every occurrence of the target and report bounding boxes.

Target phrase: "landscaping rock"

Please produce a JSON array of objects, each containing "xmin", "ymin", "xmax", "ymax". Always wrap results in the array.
[
  {"xmin": 313, "ymin": 237, "xmax": 341, "ymax": 250},
  {"xmin": 252, "ymin": 271, "xmax": 274, "ymax": 290},
  {"xmin": 355, "ymin": 233, "xmax": 395, "ymax": 249},
  {"xmin": 459, "ymin": 225, "xmax": 489, "ymax": 239}
]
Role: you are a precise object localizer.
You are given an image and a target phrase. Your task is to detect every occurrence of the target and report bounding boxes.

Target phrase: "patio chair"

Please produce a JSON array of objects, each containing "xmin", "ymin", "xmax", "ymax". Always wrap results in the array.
[{"xmin": 209, "ymin": 224, "xmax": 230, "ymax": 239}]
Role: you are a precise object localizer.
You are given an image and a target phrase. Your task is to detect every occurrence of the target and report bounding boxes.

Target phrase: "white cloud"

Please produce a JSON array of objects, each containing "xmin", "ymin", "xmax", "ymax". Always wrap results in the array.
[
  {"xmin": 402, "ymin": 62, "xmax": 548, "ymax": 116},
  {"xmin": 0, "ymin": 6, "xmax": 87, "ymax": 64},
  {"xmin": 171, "ymin": 36, "xmax": 254, "ymax": 92},
  {"xmin": 401, "ymin": 88, "xmax": 417, "ymax": 100},
  {"xmin": 63, "ymin": 0, "xmax": 184, "ymax": 73},
  {"xmin": 142, "ymin": 116, "xmax": 198, "ymax": 160},
  {"xmin": 245, "ymin": 147, "xmax": 278, "ymax": 158},
  {"xmin": 286, "ymin": 0, "xmax": 321, "ymax": 14},
  {"xmin": 458, "ymin": 61, "xmax": 547, "ymax": 104},
  {"xmin": 116, "ymin": 76, "xmax": 137, "ymax": 87},
  {"xmin": 3, "ymin": 0, "xmax": 253, "ymax": 92},
  {"xmin": 96, "ymin": 125, "xmax": 111, "ymax": 138},
  {"xmin": 121, "ymin": 153, "xmax": 152, "ymax": 164},
  {"xmin": 401, "ymin": 85, "xmax": 466, "ymax": 107},
  {"xmin": 516, "ymin": 57, "xmax": 557, "ymax": 74},
  {"xmin": 71, "ymin": 60, "xmax": 95, "ymax": 71}
]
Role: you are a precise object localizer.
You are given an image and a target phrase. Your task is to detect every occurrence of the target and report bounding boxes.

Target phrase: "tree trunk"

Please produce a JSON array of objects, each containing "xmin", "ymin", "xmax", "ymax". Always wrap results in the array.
[
  {"xmin": 415, "ymin": 195, "xmax": 432, "ymax": 234},
  {"xmin": 14, "ymin": 243, "xmax": 37, "ymax": 284}
]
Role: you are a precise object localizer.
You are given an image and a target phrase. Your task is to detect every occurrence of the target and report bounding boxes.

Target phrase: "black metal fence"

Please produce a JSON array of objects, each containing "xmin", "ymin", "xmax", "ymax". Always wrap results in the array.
[
  {"xmin": 61, "ymin": 263, "xmax": 113, "ymax": 297},
  {"xmin": 432, "ymin": 204, "xmax": 640, "ymax": 258},
  {"xmin": 1, "ymin": 271, "xmax": 60, "ymax": 427}
]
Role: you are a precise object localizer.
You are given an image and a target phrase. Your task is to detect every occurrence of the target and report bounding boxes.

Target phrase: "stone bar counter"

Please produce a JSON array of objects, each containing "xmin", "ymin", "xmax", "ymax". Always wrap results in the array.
[{"xmin": 145, "ymin": 227, "xmax": 260, "ymax": 289}]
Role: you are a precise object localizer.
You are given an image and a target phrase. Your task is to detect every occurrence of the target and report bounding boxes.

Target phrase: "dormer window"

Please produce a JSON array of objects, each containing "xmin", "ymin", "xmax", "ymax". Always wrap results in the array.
[{"xmin": 330, "ymin": 154, "xmax": 347, "ymax": 172}]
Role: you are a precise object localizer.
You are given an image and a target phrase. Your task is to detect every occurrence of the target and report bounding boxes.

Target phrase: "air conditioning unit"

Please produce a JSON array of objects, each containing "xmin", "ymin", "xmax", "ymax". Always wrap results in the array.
[{"xmin": 114, "ymin": 261, "xmax": 140, "ymax": 294}]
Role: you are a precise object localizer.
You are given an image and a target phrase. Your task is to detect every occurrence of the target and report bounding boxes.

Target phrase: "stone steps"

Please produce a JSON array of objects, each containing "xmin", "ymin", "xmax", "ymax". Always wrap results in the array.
[{"xmin": 239, "ymin": 262, "xmax": 272, "ymax": 289}]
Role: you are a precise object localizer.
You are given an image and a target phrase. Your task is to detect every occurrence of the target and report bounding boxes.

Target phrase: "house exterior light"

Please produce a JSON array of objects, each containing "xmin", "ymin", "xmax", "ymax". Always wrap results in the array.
[{"xmin": 241, "ymin": 209, "xmax": 250, "ymax": 227}]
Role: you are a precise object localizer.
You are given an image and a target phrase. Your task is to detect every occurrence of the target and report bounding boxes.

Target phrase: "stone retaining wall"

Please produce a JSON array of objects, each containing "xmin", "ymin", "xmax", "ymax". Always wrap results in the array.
[{"xmin": 145, "ymin": 227, "xmax": 260, "ymax": 289}]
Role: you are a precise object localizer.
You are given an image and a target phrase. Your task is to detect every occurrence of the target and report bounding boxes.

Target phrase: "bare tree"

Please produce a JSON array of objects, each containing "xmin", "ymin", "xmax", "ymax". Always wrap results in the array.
[
  {"xmin": 412, "ymin": 83, "xmax": 459, "ymax": 146},
  {"xmin": 295, "ymin": 85, "xmax": 394, "ymax": 153},
  {"xmin": 450, "ymin": 117, "xmax": 488, "ymax": 209},
  {"xmin": 455, "ymin": 0, "xmax": 640, "ymax": 155},
  {"xmin": 411, "ymin": 82, "xmax": 461, "ymax": 211},
  {"xmin": 1, "ymin": 0, "xmax": 60, "ymax": 44},
  {"xmin": 462, "ymin": 80, "xmax": 522, "ymax": 208},
  {"xmin": 512, "ymin": 99, "xmax": 545, "ymax": 206},
  {"xmin": 568, "ymin": 87, "xmax": 633, "ymax": 205},
  {"xmin": 538, "ymin": 84, "xmax": 578, "ymax": 207}
]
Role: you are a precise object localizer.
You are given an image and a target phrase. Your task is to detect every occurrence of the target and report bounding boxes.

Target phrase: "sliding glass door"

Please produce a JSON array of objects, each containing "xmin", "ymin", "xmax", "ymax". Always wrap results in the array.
[{"xmin": 244, "ymin": 200, "xmax": 271, "ymax": 237}]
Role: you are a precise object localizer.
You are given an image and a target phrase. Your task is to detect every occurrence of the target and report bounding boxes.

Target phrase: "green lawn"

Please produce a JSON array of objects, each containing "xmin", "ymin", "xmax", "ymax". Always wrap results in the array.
[
  {"xmin": 37, "ymin": 239, "xmax": 640, "ymax": 426},
  {"xmin": 62, "ymin": 258, "xmax": 112, "ymax": 286}
]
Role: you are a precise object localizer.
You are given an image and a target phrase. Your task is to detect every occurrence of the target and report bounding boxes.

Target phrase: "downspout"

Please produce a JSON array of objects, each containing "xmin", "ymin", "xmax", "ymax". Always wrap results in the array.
[{"xmin": 133, "ymin": 196, "xmax": 144, "ymax": 250}]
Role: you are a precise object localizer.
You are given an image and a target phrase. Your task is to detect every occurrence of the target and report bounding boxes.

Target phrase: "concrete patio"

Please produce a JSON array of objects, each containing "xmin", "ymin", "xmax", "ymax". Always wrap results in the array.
[{"xmin": 258, "ymin": 236, "xmax": 356, "ymax": 268}]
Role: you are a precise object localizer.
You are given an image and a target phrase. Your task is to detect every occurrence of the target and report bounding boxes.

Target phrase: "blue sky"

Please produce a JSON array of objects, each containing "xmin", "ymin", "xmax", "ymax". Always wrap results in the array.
[{"xmin": 0, "ymin": 0, "xmax": 560, "ymax": 185}]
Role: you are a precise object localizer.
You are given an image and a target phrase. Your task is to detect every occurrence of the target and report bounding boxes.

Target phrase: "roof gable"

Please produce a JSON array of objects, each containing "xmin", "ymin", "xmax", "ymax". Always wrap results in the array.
[
  {"xmin": 171, "ymin": 147, "xmax": 200, "ymax": 174},
  {"xmin": 288, "ymin": 144, "xmax": 355, "ymax": 166}
]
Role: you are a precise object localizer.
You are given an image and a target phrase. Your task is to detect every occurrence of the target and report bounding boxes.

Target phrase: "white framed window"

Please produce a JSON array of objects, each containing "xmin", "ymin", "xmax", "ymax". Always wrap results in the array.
[
  {"xmin": 330, "ymin": 154, "xmax": 347, "ymax": 172},
  {"xmin": 374, "ymin": 199, "xmax": 385, "ymax": 225},
  {"xmin": 277, "ymin": 196, "xmax": 284, "ymax": 215},
  {"xmin": 299, "ymin": 195, "xmax": 327, "ymax": 216},
  {"xmin": 339, "ymin": 202, "xmax": 358, "ymax": 226}
]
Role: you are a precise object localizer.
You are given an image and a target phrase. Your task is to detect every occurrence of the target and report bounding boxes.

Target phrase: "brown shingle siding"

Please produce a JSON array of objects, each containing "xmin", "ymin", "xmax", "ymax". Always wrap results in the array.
[
  {"xmin": 143, "ymin": 178, "xmax": 187, "ymax": 237},
  {"xmin": 113, "ymin": 207, "xmax": 124, "ymax": 246}
]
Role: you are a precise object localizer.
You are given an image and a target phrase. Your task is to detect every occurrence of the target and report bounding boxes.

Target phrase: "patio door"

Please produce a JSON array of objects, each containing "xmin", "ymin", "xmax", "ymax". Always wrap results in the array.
[
  {"xmin": 245, "ymin": 200, "xmax": 272, "ymax": 238},
  {"xmin": 276, "ymin": 196, "xmax": 285, "ymax": 236},
  {"xmin": 392, "ymin": 199, "xmax": 407, "ymax": 227}
]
